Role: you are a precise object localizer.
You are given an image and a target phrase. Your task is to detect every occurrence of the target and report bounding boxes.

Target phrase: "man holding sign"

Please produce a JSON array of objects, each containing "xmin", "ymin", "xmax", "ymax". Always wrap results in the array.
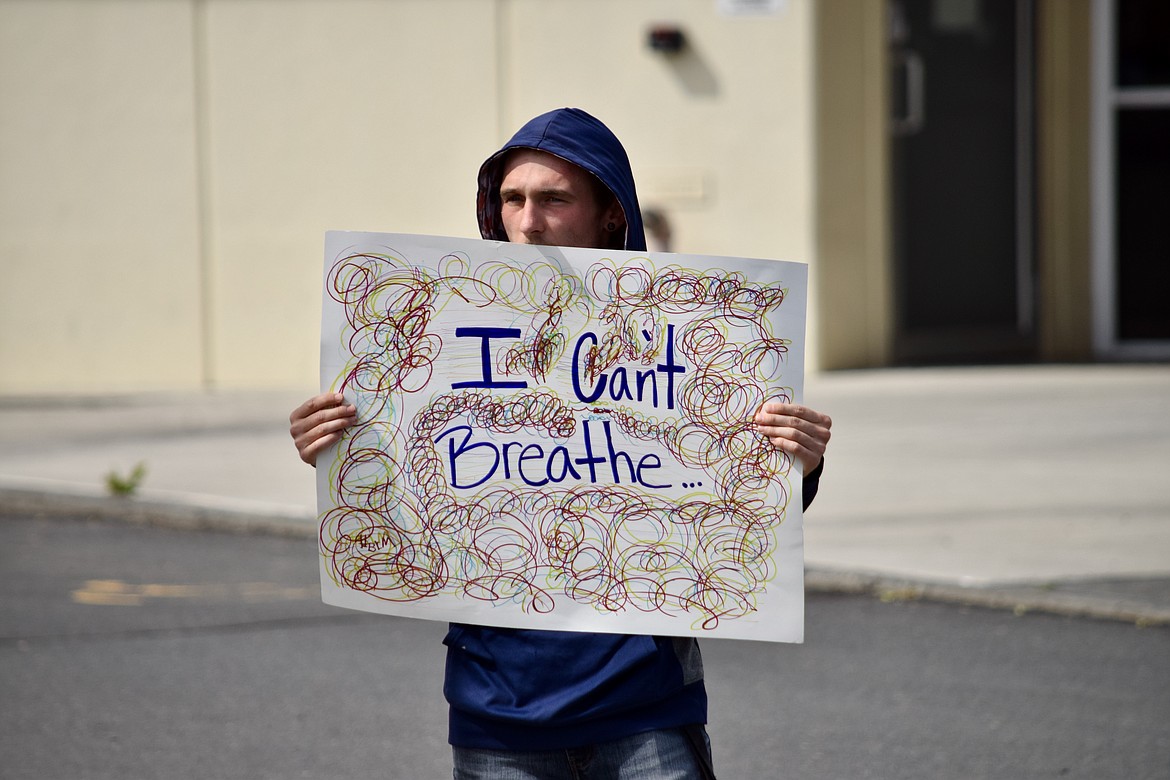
[{"xmin": 290, "ymin": 108, "xmax": 831, "ymax": 779}]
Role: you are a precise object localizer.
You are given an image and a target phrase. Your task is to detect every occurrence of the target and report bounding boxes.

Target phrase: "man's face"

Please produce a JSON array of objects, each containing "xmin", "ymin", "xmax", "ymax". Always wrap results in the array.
[{"xmin": 498, "ymin": 149, "xmax": 619, "ymax": 249}]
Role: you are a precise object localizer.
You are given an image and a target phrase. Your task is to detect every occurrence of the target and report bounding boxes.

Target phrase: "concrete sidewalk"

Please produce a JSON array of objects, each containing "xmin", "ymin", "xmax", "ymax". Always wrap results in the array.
[{"xmin": 3, "ymin": 364, "xmax": 1168, "ymax": 624}]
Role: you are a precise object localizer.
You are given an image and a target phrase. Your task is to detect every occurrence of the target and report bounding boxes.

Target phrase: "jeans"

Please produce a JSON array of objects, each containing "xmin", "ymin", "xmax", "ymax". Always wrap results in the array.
[{"xmin": 451, "ymin": 726, "xmax": 714, "ymax": 780}]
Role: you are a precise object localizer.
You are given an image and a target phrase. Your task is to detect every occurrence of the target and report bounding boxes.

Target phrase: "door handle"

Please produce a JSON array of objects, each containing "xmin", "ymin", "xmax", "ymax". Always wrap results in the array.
[{"xmin": 892, "ymin": 49, "xmax": 925, "ymax": 136}]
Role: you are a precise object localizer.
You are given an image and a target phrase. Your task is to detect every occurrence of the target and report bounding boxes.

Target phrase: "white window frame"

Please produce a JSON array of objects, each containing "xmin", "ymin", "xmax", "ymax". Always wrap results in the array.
[{"xmin": 1091, "ymin": 0, "xmax": 1170, "ymax": 359}]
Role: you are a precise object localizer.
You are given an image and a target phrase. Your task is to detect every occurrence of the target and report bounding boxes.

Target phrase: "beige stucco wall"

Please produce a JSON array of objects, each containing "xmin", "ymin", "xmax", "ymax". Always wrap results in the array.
[
  {"xmin": 501, "ymin": 0, "xmax": 816, "ymax": 363},
  {"xmin": 1036, "ymin": 0, "xmax": 1093, "ymax": 361},
  {"xmin": 200, "ymin": 0, "xmax": 501, "ymax": 389},
  {"xmin": 0, "ymin": 0, "xmax": 203, "ymax": 394},
  {"xmin": 500, "ymin": 0, "xmax": 814, "ymax": 262},
  {"xmin": 0, "ymin": 0, "xmax": 817, "ymax": 395},
  {"xmin": 813, "ymin": 0, "xmax": 891, "ymax": 370}
]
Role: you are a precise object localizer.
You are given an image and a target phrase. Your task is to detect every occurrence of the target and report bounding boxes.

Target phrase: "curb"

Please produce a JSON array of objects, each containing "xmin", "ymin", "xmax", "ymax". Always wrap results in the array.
[
  {"xmin": 4, "ymin": 484, "xmax": 1167, "ymax": 629},
  {"xmin": 804, "ymin": 570, "xmax": 1170, "ymax": 628},
  {"xmin": 0, "ymin": 483, "xmax": 315, "ymax": 539}
]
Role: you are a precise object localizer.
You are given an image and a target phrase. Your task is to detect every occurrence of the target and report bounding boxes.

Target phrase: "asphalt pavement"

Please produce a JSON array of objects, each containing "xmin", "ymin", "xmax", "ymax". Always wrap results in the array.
[
  {"xmin": 6, "ymin": 513, "xmax": 1166, "ymax": 780},
  {"xmin": 2, "ymin": 364, "xmax": 1168, "ymax": 625}
]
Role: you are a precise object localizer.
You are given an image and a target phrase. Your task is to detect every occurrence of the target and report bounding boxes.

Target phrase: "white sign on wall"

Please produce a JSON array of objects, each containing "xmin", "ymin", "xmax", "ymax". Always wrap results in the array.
[{"xmin": 717, "ymin": 0, "xmax": 789, "ymax": 17}]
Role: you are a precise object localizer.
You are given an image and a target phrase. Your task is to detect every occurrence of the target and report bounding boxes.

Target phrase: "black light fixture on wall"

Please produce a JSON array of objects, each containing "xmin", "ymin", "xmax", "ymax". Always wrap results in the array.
[{"xmin": 647, "ymin": 25, "xmax": 686, "ymax": 54}]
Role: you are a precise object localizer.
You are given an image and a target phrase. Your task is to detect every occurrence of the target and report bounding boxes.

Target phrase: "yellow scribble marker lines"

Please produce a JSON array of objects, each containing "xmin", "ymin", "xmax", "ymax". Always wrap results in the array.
[{"xmin": 71, "ymin": 579, "xmax": 316, "ymax": 607}]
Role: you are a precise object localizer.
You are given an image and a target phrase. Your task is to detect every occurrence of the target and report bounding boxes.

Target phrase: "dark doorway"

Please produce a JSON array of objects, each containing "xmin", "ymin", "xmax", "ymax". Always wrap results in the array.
[{"xmin": 889, "ymin": 0, "xmax": 1036, "ymax": 363}]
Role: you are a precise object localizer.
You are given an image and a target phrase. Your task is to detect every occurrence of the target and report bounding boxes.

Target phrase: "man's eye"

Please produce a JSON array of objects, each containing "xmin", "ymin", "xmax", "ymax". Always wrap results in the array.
[{"xmin": 502, "ymin": 194, "xmax": 523, "ymax": 205}]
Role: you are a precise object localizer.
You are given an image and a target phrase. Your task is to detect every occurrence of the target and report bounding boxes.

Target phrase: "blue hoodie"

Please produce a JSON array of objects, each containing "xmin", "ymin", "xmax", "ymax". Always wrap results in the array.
[
  {"xmin": 443, "ymin": 107, "xmax": 822, "ymax": 750},
  {"xmin": 477, "ymin": 107, "xmax": 646, "ymax": 253}
]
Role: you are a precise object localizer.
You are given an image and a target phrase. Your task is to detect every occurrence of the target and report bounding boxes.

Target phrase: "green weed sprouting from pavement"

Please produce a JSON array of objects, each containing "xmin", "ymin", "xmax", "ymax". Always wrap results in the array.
[{"xmin": 105, "ymin": 462, "xmax": 148, "ymax": 496}]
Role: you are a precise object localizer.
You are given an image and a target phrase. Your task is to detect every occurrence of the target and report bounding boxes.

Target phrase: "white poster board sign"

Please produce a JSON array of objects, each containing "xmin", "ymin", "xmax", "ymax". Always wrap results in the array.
[{"xmin": 317, "ymin": 232, "xmax": 808, "ymax": 642}]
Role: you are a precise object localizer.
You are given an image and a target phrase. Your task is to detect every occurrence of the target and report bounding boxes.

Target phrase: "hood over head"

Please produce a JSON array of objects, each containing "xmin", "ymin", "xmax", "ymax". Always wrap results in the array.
[{"xmin": 477, "ymin": 108, "xmax": 646, "ymax": 252}]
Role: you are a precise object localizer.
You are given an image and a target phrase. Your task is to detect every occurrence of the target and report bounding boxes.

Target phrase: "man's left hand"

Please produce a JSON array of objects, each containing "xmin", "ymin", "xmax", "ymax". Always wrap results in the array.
[{"xmin": 753, "ymin": 402, "xmax": 832, "ymax": 474}]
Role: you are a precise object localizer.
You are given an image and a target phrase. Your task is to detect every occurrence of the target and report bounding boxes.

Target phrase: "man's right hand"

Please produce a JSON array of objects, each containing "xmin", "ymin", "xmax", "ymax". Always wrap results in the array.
[{"xmin": 289, "ymin": 392, "xmax": 357, "ymax": 466}]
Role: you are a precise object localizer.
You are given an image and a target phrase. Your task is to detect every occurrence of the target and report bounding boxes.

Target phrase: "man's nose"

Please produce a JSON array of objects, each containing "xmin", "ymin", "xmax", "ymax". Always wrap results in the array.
[{"xmin": 518, "ymin": 202, "xmax": 544, "ymax": 235}]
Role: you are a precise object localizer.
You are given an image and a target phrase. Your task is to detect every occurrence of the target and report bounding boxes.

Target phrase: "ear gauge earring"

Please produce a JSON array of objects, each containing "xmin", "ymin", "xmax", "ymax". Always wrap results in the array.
[{"xmin": 607, "ymin": 222, "xmax": 618, "ymax": 232}]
